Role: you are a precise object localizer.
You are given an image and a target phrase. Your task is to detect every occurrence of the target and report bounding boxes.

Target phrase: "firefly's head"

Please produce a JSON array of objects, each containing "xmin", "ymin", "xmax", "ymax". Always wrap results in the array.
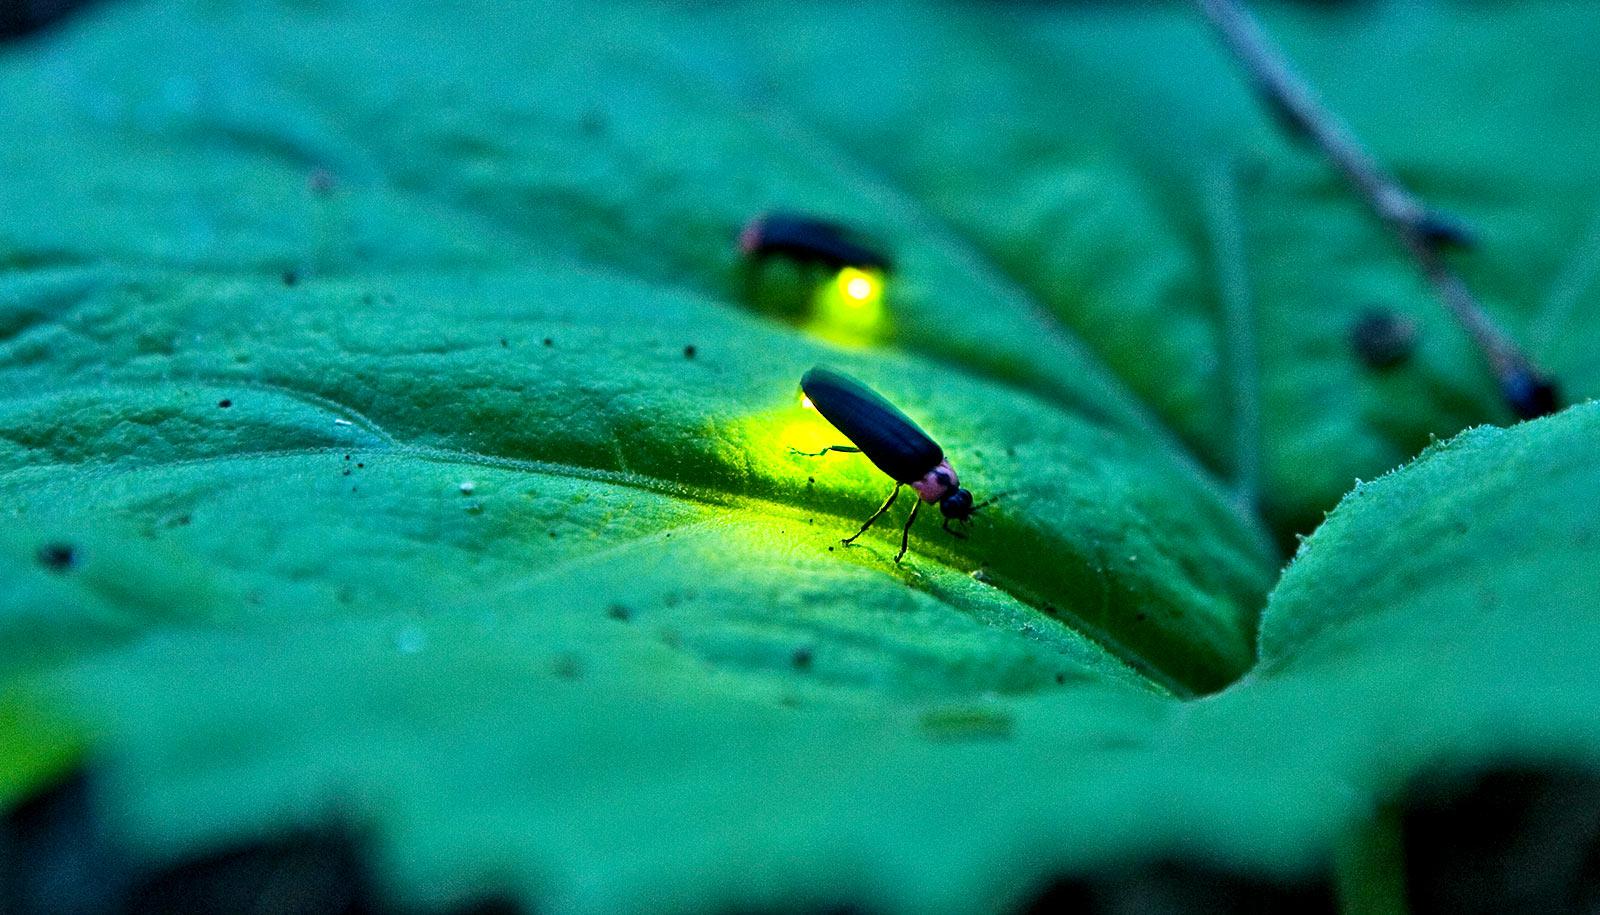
[{"xmin": 939, "ymin": 488, "xmax": 975, "ymax": 521}]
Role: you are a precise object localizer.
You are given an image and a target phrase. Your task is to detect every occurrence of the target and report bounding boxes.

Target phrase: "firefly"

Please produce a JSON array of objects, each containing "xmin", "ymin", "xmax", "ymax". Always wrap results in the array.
[{"xmin": 793, "ymin": 366, "xmax": 992, "ymax": 562}]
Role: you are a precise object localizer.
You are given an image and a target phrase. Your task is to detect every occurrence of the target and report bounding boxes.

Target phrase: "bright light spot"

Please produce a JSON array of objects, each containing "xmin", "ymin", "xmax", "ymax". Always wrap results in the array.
[
  {"xmin": 810, "ymin": 267, "xmax": 886, "ymax": 345},
  {"xmin": 801, "ymin": 394, "xmax": 816, "ymax": 411},
  {"xmin": 781, "ymin": 416, "xmax": 834, "ymax": 455},
  {"xmin": 838, "ymin": 268, "xmax": 877, "ymax": 304}
]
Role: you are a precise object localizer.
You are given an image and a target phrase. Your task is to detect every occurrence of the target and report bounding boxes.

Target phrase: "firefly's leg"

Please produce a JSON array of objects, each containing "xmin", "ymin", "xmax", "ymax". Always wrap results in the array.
[
  {"xmin": 894, "ymin": 498, "xmax": 923, "ymax": 563},
  {"xmin": 789, "ymin": 445, "xmax": 863, "ymax": 457},
  {"xmin": 842, "ymin": 484, "xmax": 900, "ymax": 546},
  {"xmin": 941, "ymin": 518, "xmax": 968, "ymax": 540}
]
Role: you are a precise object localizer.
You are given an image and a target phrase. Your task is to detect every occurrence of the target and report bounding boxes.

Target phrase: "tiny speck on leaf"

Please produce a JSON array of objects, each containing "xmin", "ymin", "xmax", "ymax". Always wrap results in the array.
[
  {"xmin": 36, "ymin": 542, "xmax": 76, "ymax": 572},
  {"xmin": 499, "ymin": 338, "xmax": 509, "ymax": 348},
  {"xmin": 281, "ymin": 270, "xmax": 299, "ymax": 287},
  {"xmin": 308, "ymin": 168, "xmax": 337, "ymax": 195},
  {"xmin": 791, "ymin": 647, "xmax": 814, "ymax": 670},
  {"xmin": 683, "ymin": 344, "xmax": 697, "ymax": 359},
  {"xmin": 217, "ymin": 399, "xmax": 232, "ymax": 408},
  {"xmin": 459, "ymin": 481, "xmax": 476, "ymax": 495},
  {"xmin": 543, "ymin": 337, "xmax": 554, "ymax": 347},
  {"xmin": 606, "ymin": 604, "xmax": 632, "ymax": 622}
]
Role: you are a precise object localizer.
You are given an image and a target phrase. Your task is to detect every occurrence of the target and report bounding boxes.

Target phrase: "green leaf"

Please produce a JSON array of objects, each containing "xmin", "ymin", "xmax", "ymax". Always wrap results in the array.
[{"xmin": 3, "ymin": 1, "xmax": 1599, "ymax": 911}]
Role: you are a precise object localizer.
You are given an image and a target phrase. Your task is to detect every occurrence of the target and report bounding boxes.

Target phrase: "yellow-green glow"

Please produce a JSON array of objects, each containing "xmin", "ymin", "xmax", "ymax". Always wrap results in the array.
[
  {"xmin": 809, "ymin": 267, "xmax": 887, "ymax": 345},
  {"xmin": 780, "ymin": 415, "xmax": 835, "ymax": 456},
  {"xmin": 801, "ymin": 393, "xmax": 816, "ymax": 411}
]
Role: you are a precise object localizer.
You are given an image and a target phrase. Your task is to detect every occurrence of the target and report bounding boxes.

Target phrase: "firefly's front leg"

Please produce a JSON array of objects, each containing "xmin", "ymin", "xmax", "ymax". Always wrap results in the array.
[
  {"xmin": 842, "ymin": 484, "xmax": 900, "ymax": 546},
  {"xmin": 894, "ymin": 498, "xmax": 923, "ymax": 563},
  {"xmin": 789, "ymin": 445, "xmax": 863, "ymax": 458}
]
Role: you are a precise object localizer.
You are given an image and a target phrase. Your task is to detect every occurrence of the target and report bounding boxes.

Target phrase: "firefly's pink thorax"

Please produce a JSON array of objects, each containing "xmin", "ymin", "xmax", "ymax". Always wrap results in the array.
[{"xmin": 911, "ymin": 459, "xmax": 959, "ymax": 503}]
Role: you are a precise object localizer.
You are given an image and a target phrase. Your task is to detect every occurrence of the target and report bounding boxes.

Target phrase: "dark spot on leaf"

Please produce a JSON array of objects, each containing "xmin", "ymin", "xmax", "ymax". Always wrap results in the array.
[
  {"xmin": 356, "ymin": 463, "xmax": 364, "ymax": 469},
  {"xmin": 1136, "ymin": 613, "xmax": 1148, "ymax": 622},
  {"xmin": 543, "ymin": 337, "xmax": 553, "ymax": 347},
  {"xmin": 683, "ymin": 344, "xmax": 696, "ymax": 359},
  {"xmin": 1042, "ymin": 605, "xmax": 1060, "ymax": 618},
  {"xmin": 281, "ymin": 270, "xmax": 298, "ymax": 287},
  {"xmin": 499, "ymin": 338, "xmax": 509, "ymax": 348},
  {"xmin": 217, "ymin": 399, "xmax": 232, "ymax": 408},
  {"xmin": 36, "ymin": 542, "xmax": 76, "ymax": 571},
  {"xmin": 548, "ymin": 531, "xmax": 557, "ymax": 539},
  {"xmin": 791, "ymin": 647, "xmax": 813, "ymax": 670},
  {"xmin": 307, "ymin": 168, "xmax": 337, "ymax": 196},
  {"xmin": 551, "ymin": 654, "xmax": 582, "ymax": 681},
  {"xmin": 606, "ymin": 604, "xmax": 632, "ymax": 622},
  {"xmin": 1055, "ymin": 673, "xmax": 1067, "ymax": 685}
]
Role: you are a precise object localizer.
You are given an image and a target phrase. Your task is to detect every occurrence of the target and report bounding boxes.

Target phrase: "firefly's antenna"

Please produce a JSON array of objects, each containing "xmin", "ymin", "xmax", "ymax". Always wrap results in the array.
[{"xmin": 969, "ymin": 492, "xmax": 1009, "ymax": 516}]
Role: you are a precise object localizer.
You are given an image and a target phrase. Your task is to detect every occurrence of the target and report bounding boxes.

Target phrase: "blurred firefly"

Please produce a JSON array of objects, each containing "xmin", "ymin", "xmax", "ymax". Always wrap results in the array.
[
  {"xmin": 740, "ymin": 214, "xmax": 889, "ymax": 329},
  {"xmin": 793, "ymin": 366, "xmax": 994, "ymax": 562}
]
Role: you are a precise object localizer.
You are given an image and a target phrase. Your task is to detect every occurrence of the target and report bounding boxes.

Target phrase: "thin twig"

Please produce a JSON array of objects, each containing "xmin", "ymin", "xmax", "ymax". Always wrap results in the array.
[
  {"xmin": 1195, "ymin": 0, "xmax": 1559, "ymax": 419},
  {"xmin": 1204, "ymin": 160, "xmax": 1261, "ymax": 515}
]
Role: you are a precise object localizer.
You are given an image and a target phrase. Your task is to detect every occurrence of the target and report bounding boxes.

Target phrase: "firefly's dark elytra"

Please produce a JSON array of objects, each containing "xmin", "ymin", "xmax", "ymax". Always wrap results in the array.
[
  {"xmin": 796, "ymin": 366, "xmax": 987, "ymax": 562},
  {"xmin": 801, "ymin": 367, "xmax": 942, "ymax": 483},
  {"xmin": 740, "ymin": 214, "xmax": 891, "ymax": 271}
]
